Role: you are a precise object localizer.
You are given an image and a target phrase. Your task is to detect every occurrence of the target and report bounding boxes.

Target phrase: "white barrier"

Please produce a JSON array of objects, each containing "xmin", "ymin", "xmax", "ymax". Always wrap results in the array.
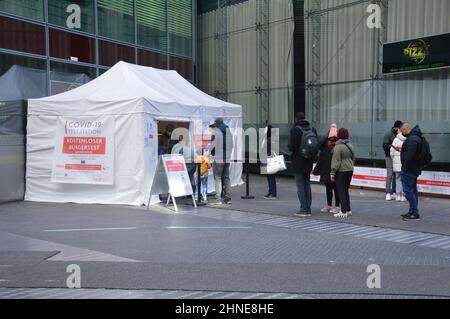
[{"xmin": 311, "ymin": 166, "xmax": 450, "ymax": 196}]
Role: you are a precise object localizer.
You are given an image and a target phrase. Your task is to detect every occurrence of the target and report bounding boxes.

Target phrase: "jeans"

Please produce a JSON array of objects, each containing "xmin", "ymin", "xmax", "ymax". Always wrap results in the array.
[
  {"xmin": 267, "ymin": 175, "xmax": 277, "ymax": 196},
  {"xmin": 325, "ymin": 182, "xmax": 340, "ymax": 207},
  {"xmin": 200, "ymin": 177, "xmax": 208, "ymax": 201},
  {"xmin": 294, "ymin": 173, "xmax": 312, "ymax": 213},
  {"xmin": 401, "ymin": 171, "xmax": 419, "ymax": 214},
  {"xmin": 213, "ymin": 162, "xmax": 231, "ymax": 201},
  {"xmin": 186, "ymin": 164, "xmax": 196, "ymax": 194},
  {"xmin": 336, "ymin": 171, "xmax": 353, "ymax": 214},
  {"xmin": 395, "ymin": 172, "xmax": 403, "ymax": 195},
  {"xmin": 385, "ymin": 157, "xmax": 395, "ymax": 194}
]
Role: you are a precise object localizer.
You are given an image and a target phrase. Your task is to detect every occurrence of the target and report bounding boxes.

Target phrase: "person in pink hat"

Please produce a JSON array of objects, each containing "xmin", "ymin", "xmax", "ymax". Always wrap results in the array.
[{"xmin": 315, "ymin": 124, "xmax": 340, "ymax": 213}]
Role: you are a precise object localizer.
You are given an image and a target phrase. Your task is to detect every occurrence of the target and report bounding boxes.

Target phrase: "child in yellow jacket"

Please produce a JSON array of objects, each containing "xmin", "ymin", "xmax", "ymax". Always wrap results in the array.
[{"xmin": 195, "ymin": 155, "xmax": 212, "ymax": 202}]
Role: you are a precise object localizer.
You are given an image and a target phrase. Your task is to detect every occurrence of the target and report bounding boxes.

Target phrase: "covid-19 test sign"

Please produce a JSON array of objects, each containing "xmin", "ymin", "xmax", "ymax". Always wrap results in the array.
[{"xmin": 51, "ymin": 116, "xmax": 115, "ymax": 185}]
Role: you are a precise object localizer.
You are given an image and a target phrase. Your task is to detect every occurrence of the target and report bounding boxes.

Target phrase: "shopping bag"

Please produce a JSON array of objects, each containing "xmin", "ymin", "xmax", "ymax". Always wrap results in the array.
[{"xmin": 261, "ymin": 154, "xmax": 287, "ymax": 175}]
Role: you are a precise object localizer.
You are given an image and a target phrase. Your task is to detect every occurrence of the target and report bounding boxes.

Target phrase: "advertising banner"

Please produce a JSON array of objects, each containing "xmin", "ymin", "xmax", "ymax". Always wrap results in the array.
[
  {"xmin": 383, "ymin": 33, "xmax": 450, "ymax": 74},
  {"xmin": 311, "ymin": 166, "xmax": 450, "ymax": 196},
  {"xmin": 161, "ymin": 154, "xmax": 193, "ymax": 197},
  {"xmin": 51, "ymin": 116, "xmax": 115, "ymax": 185}
]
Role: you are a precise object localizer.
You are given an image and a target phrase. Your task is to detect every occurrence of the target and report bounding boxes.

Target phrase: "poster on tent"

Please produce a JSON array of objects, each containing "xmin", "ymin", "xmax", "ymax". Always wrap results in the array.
[
  {"xmin": 51, "ymin": 116, "xmax": 115, "ymax": 185},
  {"xmin": 193, "ymin": 120, "xmax": 212, "ymax": 150}
]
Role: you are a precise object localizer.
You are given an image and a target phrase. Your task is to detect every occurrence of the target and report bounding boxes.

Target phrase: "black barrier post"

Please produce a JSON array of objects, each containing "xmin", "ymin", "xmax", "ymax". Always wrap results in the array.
[{"xmin": 241, "ymin": 161, "xmax": 255, "ymax": 200}]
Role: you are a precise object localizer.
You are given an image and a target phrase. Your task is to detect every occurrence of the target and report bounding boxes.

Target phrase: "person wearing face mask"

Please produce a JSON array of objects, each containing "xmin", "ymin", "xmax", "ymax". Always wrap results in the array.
[{"xmin": 383, "ymin": 120, "xmax": 403, "ymax": 201}]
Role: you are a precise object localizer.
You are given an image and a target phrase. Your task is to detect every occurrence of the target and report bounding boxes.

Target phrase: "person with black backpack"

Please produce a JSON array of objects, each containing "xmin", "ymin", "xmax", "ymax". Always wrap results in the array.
[
  {"xmin": 399, "ymin": 123, "xmax": 432, "ymax": 221},
  {"xmin": 289, "ymin": 112, "xmax": 319, "ymax": 217}
]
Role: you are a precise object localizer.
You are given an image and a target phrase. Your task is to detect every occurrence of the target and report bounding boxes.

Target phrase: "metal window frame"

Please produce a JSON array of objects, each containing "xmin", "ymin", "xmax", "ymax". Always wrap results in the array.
[{"xmin": 0, "ymin": 0, "xmax": 195, "ymax": 93}]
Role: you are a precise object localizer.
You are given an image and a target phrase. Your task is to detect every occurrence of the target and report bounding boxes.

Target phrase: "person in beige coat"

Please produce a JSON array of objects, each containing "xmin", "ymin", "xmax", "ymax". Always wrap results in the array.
[{"xmin": 390, "ymin": 132, "xmax": 407, "ymax": 202}]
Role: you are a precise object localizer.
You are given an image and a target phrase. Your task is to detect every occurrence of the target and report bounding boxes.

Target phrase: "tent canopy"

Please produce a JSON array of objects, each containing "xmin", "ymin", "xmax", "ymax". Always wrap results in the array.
[
  {"xmin": 29, "ymin": 61, "xmax": 241, "ymax": 118},
  {"xmin": 25, "ymin": 61, "xmax": 242, "ymax": 206}
]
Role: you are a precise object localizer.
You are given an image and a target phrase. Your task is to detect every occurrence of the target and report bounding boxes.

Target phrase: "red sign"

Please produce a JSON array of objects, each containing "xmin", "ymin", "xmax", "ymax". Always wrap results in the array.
[
  {"xmin": 165, "ymin": 160, "xmax": 185, "ymax": 172},
  {"xmin": 63, "ymin": 137, "xmax": 106, "ymax": 155},
  {"xmin": 194, "ymin": 134, "xmax": 212, "ymax": 149}
]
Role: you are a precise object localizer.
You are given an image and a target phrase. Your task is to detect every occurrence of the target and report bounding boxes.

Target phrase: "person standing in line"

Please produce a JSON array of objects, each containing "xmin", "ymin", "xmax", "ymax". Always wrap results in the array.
[
  {"xmin": 330, "ymin": 128, "xmax": 355, "ymax": 219},
  {"xmin": 390, "ymin": 131, "xmax": 407, "ymax": 202},
  {"xmin": 383, "ymin": 120, "xmax": 403, "ymax": 201},
  {"xmin": 317, "ymin": 123, "xmax": 340, "ymax": 213},
  {"xmin": 289, "ymin": 112, "xmax": 319, "ymax": 218},
  {"xmin": 399, "ymin": 123, "xmax": 432, "ymax": 221},
  {"xmin": 207, "ymin": 119, "xmax": 234, "ymax": 205},
  {"xmin": 262, "ymin": 125, "xmax": 279, "ymax": 200}
]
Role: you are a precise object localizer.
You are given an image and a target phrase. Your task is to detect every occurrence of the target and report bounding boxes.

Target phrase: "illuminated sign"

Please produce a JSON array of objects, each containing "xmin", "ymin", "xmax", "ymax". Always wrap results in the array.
[{"xmin": 383, "ymin": 33, "xmax": 450, "ymax": 74}]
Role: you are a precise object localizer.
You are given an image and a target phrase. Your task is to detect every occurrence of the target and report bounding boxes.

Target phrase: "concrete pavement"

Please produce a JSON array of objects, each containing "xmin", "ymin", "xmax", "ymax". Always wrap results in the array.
[{"xmin": 0, "ymin": 177, "xmax": 450, "ymax": 298}]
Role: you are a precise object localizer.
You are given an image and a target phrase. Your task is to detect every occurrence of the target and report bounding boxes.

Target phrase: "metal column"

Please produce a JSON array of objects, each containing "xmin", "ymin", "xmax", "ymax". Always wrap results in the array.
[
  {"xmin": 305, "ymin": 0, "xmax": 322, "ymax": 123},
  {"xmin": 214, "ymin": 0, "xmax": 228, "ymax": 101},
  {"xmin": 256, "ymin": 0, "xmax": 270, "ymax": 125}
]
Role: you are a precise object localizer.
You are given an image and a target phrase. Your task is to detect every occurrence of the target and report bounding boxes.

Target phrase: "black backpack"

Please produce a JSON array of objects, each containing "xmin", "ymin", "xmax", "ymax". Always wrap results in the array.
[
  {"xmin": 297, "ymin": 126, "xmax": 319, "ymax": 159},
  {"xmin": 418, "ymin": 137, "xmax": 432, "ymax": 168}
]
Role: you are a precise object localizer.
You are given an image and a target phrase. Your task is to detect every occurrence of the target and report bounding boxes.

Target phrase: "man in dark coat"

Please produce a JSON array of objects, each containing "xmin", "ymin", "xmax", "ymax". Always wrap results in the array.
[
  {"xmin": 207, "ymin": 118, "xmax": 234, "ymax": 205},
  {"xmin": 289, "ymin": 112, "xmax": 318, "ymax": 217},
  {"xmin": 399, "ymin": 123, "xmax": 424, "ymax": 221}
]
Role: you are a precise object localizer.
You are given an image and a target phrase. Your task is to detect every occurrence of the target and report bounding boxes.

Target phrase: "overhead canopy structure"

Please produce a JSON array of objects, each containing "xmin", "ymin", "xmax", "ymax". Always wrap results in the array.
[{"xmin": 25, "ymin": 61, "xmax": 243, "ymax": 206}]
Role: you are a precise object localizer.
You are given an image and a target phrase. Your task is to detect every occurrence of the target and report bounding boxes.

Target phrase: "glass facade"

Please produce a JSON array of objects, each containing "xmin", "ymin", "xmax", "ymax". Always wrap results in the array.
[
  {"xmin": 48, "ymin": 0, "xmax": 95, "ymax": 34},
  {"xmin": 97, "ymin": 0, "xmax": 135, "ymax": 43},
  {"xmin": 0, "ymin": 0, "xmax": 44, "ymax": 21},
  {"xmin": 0, "ymin": 0, "xmax": 195, "ymax": 101}
]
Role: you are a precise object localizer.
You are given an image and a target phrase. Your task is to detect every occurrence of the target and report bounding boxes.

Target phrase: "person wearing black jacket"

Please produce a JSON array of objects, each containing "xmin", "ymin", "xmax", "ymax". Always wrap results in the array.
[
  {"xmin": 261, "ymin": 125, "xmax": 279, "ymax": 199},
  {"xmin": 207, "ymin": 118, "xmax": 234, "ymax": 205},
  {"xmin": 289, "ymin": 112, "xmax": 318, "ymax": 217},
  {"xmin": 399, "ymin": 123, "xmax": 424, "ymax": 221}
]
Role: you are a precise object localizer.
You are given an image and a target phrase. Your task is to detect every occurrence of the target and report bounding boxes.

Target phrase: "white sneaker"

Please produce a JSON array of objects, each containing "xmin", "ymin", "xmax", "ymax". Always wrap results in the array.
[
  {"xmin": 347, "ymin": 211, "xmax": 353, "ymax": 217},
  {"xmin": 391, "ymin": 194, "xmax": 397, "ymax": 201},
  {"xmin": 401, "ymin": 195, "xmax": 407, "ymax": 202},
  {"xmin": 385, "ymin": 193, "xmax": 392, "ymax": 201},
  {"xmin": 330, "ymin": 207, "xmax": 340, "ymax": 214},
  {"xmin": 396, "ymin": 194, "xmax": 402, "ymax": 202},
  {"xmin": 321, "ymin": 206, "xmax": 332, "ymax": 213},
  {"xmin": 334, "ymin": 211, "xmax": 348, "ymax": 219}
]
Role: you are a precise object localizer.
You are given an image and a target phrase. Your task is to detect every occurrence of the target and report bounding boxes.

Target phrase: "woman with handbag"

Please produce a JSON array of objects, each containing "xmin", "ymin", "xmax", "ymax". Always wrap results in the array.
[
  {"xmin": 315, "ymin": 124, "xmax": 340, "ymax": 213},
  {"xmin": 261, "ymin": 125, "xmax": 284, "ymax": 199}
]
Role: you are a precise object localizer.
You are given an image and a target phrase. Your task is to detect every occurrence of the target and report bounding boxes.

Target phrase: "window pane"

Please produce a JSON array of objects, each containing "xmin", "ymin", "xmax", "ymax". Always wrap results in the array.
[
  {"xmin": 0, "ymin": 0, "xmax": 44, "ymax": 21},
  {"xmin": 49, "ymin": 29, "xmax": 96, "ymax": 64},
  {"xmin": 99, "ymin": 40, "xmax": 135, "ymax": 66},
  {"xmin": 138, "ymin": 49, "xmax": 167, "ymax": 69},
  {"xmin": 168, "ymin": 0, "xmax": 192, "ymax": 57},
  {"xmin": 0, "ymin": 52, "xmax": 47, "ymax": 100},
  {"xmin": 0, "ymin": 16, "xmax": 45, "ymax": 55},
  {"xmin": 48, "ymin": 0, "xmax": 94, "ymax": 34},
  {"xmin": 50, "ymin": 61, "xmax": 96, "ymax": 95},
  {"xmin": 137, "ymin": 0, "xmax": 167, "ymax": 51},
  {"xmin": 170, "ymin": 56, "xmax": 192, "ymax": 80},
  {"xmin": 97, "ymin": 0, "xmax": 134, "ymax": 43}
]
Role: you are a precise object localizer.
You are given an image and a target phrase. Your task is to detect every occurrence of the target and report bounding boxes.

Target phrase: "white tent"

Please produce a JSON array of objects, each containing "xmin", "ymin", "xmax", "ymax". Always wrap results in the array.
[{"xmin": 25, "ymin": 61, "xmax": 243, "ymax": 206}]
